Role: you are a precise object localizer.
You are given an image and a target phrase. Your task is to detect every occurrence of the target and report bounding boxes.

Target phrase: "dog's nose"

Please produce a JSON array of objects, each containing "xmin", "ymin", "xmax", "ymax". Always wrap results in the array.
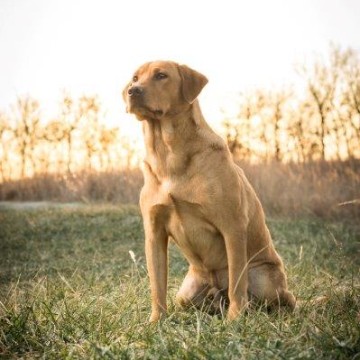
[{"xmin": 128, "ymin": 86, "xmax": 143, "ymax": 97}]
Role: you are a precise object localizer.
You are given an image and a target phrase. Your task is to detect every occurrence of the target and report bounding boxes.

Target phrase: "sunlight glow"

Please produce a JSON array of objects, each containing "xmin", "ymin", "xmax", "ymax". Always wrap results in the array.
[
  {"xmin": 1, "ymin": 1, "xmax": 359, "ymax": 107},
  {"xmin": 0, "ymin": 0, "xmax": 359, "ymax": 164}
]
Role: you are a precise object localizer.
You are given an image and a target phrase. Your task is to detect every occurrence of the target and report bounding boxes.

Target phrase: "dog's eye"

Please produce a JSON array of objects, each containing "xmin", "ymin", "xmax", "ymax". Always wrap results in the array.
[
  {"xmin": 154, "ymin": 72, "xmax": 167, "ymax": 80},
  {"xmin": 132, "ymin": 75, "xmax": 138, "ymax": 82}
]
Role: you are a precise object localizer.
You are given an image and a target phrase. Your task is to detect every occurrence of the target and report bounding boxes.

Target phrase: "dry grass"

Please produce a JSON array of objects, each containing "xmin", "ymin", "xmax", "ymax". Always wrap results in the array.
[
  {"xmin": 0, "ymin": 168, "xmax": 143, "ymax": 204},
  {"xmin": 239, "ymin": 159, "xmax": 360, "ymax": 220},
  {"xmin": 0, "ymin": 159, "xmax": 359, "ymax": 220}
]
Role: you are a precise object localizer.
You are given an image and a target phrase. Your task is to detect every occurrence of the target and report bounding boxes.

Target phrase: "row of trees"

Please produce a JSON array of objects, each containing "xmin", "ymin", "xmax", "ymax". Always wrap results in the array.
[
  {"xmin": 0, "ymin": 45, "xmax": 359, "ymax": 181},
  {"xmin": 223, "ymin": 45, "xmax": 360, "ymax": 162},
  {"xmin": 0, "ymin": 94, "xmax": 140, "ymax": 181}
]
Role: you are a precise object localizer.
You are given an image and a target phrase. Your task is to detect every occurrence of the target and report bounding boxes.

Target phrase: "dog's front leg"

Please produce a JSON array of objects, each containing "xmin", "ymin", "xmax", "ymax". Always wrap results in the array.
[
  {"xmin": 223, "ymin": 226, "xmax": 249, "ymax": 321},
  {"xmin": 144, "ymin": 214, "xmax": 168, "ymax": 323}
]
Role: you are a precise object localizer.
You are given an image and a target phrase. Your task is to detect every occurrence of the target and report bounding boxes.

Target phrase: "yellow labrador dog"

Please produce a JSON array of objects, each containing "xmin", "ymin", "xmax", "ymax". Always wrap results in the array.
[{"xmin": 123, "ymin": 60, "xmax": 296, "ymax": 322}]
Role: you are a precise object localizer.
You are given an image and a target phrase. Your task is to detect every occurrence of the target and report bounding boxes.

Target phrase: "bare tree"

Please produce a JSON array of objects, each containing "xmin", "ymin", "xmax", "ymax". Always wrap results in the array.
[
  {"xmin": 11, "ymin": 96, "xmax": 42, "ymax": 177},
  {"xmin": 337, "ymin": 47, "xmax": 360, "ymax": 158},
  {"xmin": 59, "ymin": 94, "xmax": 82, "ymax": 173},
  {"xmin": 98, "ymin": 126, "xmax": 119, "ymax": 170},
  {"xmin": 222, "ymin": 91, "xmax": 267, "ymax": 162},
  {"xmin": 42, "ymin": 119, "xmax": 68, "ymax": 172},
  {"xmin": 78, "ymin": 95, "xmax": 102, "ymax": 170},
  {"xmin": 295, "ymin": 45, "xmax": 360, "ymax": 161},
  {"xmin": 223, "ymin": 88, "xmax": 293, "ymax": 162},
  {"xmin": 264, "ymin": 89, "xmax": 293, "ymax": 162},
  {"xmin": 297, "ymin": 54, "xmax": 338, "ymax": 160},
  {"xmin": 0, "ymin": 112, "xmax": 11, "ymax": 181}
]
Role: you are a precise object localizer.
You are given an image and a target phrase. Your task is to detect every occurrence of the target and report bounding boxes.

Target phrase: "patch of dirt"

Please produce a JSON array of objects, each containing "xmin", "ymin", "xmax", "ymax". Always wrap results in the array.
[{"xmin": 0, "ymin": 201, "xmax": 85, "ymax": 210}]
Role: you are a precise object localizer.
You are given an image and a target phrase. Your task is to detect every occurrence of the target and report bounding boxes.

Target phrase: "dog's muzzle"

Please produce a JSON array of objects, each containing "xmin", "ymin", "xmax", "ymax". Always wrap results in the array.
[
  {"xmin": 128, "ymin": 86, "xmax": 144, "ymax": 97},
  {"xmin": 126, "ymin": 85, "xmax": 164, "ymax": 118}
]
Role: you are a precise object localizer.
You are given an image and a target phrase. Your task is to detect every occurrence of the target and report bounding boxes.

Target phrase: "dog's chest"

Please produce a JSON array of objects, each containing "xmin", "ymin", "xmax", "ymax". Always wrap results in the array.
[{"xmin": 149, "ymin": 178, "xmax": 227, "ymax": 270}]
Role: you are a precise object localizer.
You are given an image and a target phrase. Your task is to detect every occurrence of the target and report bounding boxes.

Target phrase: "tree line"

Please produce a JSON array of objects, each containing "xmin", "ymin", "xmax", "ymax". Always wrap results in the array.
[
  {"xmin": 223, "ymin": 45, "xmax": 360, "ymax": 162},
  {"xmin": 0, "ymin": 45, "xmax": 359, "ymax": 181},
  {"xmin": 0, "ymin": 94, "xmax": 140, "ymax": 181}
]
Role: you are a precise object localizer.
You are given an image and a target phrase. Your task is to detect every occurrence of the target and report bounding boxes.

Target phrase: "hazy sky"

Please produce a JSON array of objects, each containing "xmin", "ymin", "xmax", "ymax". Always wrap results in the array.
[{"xmin": 0, "ymin": 0, "xmax": 359, "ymax": 137}]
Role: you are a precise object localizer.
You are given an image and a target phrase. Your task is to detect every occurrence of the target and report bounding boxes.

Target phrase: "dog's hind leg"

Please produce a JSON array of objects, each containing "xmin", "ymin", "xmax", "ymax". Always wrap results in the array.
[
  {"xmin": 176, "ymin": 267, "xmax": 211, "ymax": 308},
  {"xmin": 248, "ymin": 263, "xmax": 296, "ymax": 310}
]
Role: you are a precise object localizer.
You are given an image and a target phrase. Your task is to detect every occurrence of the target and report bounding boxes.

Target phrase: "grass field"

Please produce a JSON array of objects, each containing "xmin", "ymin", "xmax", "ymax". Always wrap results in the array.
[{"xmin": 0, "ymin": 204, "xmax": 359, "ymax": 359}]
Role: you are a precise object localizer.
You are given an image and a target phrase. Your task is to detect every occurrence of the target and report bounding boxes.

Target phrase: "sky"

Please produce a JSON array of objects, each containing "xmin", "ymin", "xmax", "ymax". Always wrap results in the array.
[{"xmin": 0, "ymin": 0, "xmax": 359, "ymax": 139}]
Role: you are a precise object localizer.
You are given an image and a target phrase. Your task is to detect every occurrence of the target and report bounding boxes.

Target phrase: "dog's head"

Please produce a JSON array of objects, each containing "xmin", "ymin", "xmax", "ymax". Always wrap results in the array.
[{"xmin": 123, "ymin": 61, "xmax": 208, "ymax": 121}]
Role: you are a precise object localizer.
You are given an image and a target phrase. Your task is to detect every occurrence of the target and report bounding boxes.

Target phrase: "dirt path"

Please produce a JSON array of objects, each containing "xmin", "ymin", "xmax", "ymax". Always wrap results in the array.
[{"xmin": 0, "ymin": 201, "xmax": 85, "ymax": 210}]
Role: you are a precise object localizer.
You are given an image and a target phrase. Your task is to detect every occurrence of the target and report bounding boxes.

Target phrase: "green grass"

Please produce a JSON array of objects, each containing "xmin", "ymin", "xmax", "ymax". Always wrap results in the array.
[{"xmin": 0, "ymin": 204, "xmax": 359, "ymax": 359}]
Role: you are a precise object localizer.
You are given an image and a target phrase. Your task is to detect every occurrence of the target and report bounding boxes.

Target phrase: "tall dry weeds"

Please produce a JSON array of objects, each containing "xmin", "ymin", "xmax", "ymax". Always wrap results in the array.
[
  {"xmin": 239, "ymin": 159, "xmax": 360, "ymax": 220},
  {"xmin": 1, "ymin": 160, "xmax": 358, "ymax": 221}
]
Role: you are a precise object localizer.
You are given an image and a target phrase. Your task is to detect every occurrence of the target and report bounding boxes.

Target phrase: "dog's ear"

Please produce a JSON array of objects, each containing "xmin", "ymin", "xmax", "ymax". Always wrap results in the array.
[{"xmin": 178, "ymin": 65, "xmax": 208, "ymax": 104}]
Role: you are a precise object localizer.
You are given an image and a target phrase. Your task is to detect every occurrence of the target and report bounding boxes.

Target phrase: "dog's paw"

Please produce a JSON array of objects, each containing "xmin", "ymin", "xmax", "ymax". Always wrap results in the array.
[
  {"xmin": 227, "ymin": 299, "xmax": 248, "ymax": 321},
  {"xmin": 149, "ymin": 310, "xmax": 166, "ymax": 323}
]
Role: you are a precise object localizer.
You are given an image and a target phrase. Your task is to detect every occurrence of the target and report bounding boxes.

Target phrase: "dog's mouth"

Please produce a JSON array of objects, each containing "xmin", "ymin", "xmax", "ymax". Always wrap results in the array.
[
  {"xmin": 127, "ymin": 99, "xmax": 164, "ymax": 120},
  {"xmin": 152, "ymin": 109, "xmax": 164, "ymax": 117}
]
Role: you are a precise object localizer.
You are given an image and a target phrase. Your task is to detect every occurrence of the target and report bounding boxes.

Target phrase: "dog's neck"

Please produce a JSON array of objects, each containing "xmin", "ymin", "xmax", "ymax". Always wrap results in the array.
[{"xmin": 142, "ymin": 100, "xmax": 220, "ymax": 179}]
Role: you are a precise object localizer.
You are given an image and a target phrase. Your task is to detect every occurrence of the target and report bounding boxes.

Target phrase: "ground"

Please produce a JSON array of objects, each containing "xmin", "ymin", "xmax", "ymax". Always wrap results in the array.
[{"xmin": 0, "ymin": 203, "xmax": 359, "ymax": 359}]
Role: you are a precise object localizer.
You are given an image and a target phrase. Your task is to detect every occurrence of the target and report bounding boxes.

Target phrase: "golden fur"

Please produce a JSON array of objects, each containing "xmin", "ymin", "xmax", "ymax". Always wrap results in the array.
[{"xmin": 123, "ymin": 60, "xmax": 296, "ymax": 321}]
